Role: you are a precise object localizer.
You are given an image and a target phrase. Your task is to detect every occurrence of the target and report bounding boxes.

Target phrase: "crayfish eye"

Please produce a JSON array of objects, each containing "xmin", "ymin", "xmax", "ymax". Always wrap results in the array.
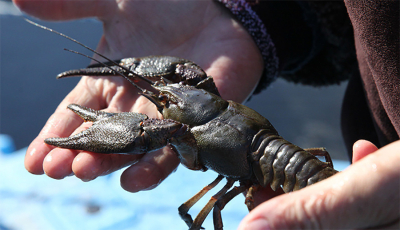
[{"xmin": 158, "ymin": 94, "xmax": 168, "ymax": 103}]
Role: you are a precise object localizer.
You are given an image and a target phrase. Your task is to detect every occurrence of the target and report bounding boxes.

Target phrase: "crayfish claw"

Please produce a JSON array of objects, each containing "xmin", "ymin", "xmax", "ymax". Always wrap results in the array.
[
  {"xmin": 44, "ymin": 129, "xmax": 93, "ymax": 151},
  {"xmin": 57, "ymin": 62, "xmax": 126, "ymax": 79},
  {"xmin": 45, "ymin": 104, "xmax": 149, "ymax": 154},
  {"xmin": 66, "ymin": 104, "xmax": 113, "ymax": 122}
]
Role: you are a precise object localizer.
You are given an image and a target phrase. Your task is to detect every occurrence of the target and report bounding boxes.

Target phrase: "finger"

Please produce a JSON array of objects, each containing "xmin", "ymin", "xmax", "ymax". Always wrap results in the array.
[
  {"xmin": 68, "ymin": 98, "xmax": 168, "ymax": 183},
  {"xmin": 69, "ymin": 99, "xmax": 163, "ymax": 183},
  {"xmin": 25, "ymin": 77, "xmax": 104, "ymax": 175},
  {"xmin": 13, "ymin": 0, "xmax": 117, "ymax": 21},
  {"xmin": 72, "ymin": 151, "xmax": 141, "ymax": 182},
  {"xmin": 32, "ymin": 77, "xmax": 152, "ymax": 179},
  {"xmin": 352, "ymin": 139, "xmax": 378, "ymax": 162},
  {"xmin": 120, "ymin": 147, "xmax": 180, "ymax": 193},
  {"xmin": 25, "ymin": 107, "xmax": 84, "ymax": 175},
  {"xmin": 41, "ymin": 121, "xmax": 93, "ymax": 179},
  {"xmin": 238, "ymin": 141, "xmax": 400, "ymax": 230},
  {"xmin": 42, "ymin": 148, "xmax": 77, "ymax": 179}
]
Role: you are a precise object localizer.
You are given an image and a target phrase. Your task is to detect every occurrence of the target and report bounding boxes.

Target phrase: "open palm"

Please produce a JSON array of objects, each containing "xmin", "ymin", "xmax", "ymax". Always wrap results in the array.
[{"xmin": 15, "ymin": 0, "xmax": 263, "ymax": 192}]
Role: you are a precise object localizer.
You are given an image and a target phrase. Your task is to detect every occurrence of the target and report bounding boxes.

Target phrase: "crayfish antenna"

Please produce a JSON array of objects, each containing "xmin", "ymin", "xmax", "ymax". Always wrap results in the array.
[
  {"xmin": 62, "ymin": 48, "xmax": 150, "ymax": 92},
  {"xmin": 25, "ymin": 18, "xmax": 154, "ymax": 86},
  {"xmin": 27, "ymin": 19, "xmax": 165, "ymax": 112},
  {"xmin": 62, "ymin": 49, "xmax": 164, "ymax": 111},
  {"xmin": 139, "ymin": 90, "xmax": 164, "ymax": 112}
]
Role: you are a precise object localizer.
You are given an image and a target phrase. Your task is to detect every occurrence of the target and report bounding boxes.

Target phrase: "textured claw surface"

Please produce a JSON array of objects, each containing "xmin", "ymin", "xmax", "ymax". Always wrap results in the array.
[
  {"xmin": 55, "ymin": 55, "xmax": 221, "ymax": 95},
  {"xmin": 66, "ymin": 104, "xmax": 112, "ymax": 121},
  {"xmin": 45, "ymin": 104, "xmax": 149, "ymax": 154}
]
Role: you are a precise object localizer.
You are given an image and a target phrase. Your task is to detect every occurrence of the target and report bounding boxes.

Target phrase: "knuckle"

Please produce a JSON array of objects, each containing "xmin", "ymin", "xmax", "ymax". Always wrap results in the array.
[{"xmin": 272, "ymin": 192, "xmax": 332, "ymax": 229}]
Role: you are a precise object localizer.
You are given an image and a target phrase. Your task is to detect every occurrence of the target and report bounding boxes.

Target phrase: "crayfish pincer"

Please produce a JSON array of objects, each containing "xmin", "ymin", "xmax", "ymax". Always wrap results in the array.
[{"xmin": 32, "ymin": 21, "xmax": 338, "ymax": 230}]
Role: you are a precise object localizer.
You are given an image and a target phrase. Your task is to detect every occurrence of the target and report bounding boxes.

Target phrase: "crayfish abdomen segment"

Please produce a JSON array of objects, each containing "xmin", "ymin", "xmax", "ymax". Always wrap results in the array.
[{"xmin": 251, "ymin": 130, "xmax": 338, "ymax": 193}]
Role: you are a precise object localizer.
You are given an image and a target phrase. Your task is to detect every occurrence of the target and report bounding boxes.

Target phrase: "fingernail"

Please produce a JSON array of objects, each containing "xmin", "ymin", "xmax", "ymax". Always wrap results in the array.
[
  {"xmin": 142, "ymin": 183, "xmax": 158, "ymax": 191},
  {"xmin": 244, "ymin": 219, "xmax": 270, "ymax": 230},
  {"xmin": 81, "ymin": 176, "xmax": 96, "ymax": 182}
]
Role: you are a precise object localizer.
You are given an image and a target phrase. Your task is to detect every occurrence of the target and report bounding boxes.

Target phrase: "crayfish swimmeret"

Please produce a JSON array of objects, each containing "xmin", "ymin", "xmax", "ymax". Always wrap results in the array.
[{"xmin": 30, "ymin": 20, "xmax": 338, "ymax": 230}]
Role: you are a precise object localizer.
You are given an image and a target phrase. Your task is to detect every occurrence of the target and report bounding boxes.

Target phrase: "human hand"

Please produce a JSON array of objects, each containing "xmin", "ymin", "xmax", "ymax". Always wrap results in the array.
[
  {"xmin": 238, "ymin": 139, "xmax": 400, "ymax": 229},
  {"xmin": 15, "ymin": 0, "xmax": 264, "ymax": 192}
]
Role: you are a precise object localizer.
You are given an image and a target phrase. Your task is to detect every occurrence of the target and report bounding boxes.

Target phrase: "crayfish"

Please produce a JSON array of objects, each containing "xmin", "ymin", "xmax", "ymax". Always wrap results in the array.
[{"xmin": 29, "ymin": 20, "xmax": 338, "ymax": 230}]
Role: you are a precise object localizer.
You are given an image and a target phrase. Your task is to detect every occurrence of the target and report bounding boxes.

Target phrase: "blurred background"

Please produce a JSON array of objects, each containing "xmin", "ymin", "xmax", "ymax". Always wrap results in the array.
[{"xmin": 0, "ymin": 1, "xmax": 350, "ymax": 229}]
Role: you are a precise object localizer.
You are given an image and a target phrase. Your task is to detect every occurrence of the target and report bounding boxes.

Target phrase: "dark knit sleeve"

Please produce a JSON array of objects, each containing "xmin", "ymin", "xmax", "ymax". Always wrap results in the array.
[{"xmin": 216, "ymin": 0, "xmax": 357, "ymax": 94}]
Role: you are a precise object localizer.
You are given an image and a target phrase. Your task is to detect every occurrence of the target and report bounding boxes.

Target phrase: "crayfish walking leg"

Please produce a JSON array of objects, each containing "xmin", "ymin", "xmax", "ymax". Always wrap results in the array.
[
  {"xmin": 179, "ymin": 175, "xmax": 224, "ymax": 227},
  {"xmin": 213, "ymin": 185, "xmax": 247, "ymax": 230},
  {"xmin": 179, "ymin": 178, "xmax": 239, "ymax": 230},
  {"xmin": 304, "ymin": 147, "xmax": 334, "ymax": 168},
  {"xmin": 244, "ymin": 185, "xmax": 260, "ymax": 211}
]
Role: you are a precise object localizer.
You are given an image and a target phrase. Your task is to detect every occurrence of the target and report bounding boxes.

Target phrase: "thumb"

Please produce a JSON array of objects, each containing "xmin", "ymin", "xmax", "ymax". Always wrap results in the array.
[
  {"xmin": 13, "ymin": 0, "xmax": 116, "ymax": 20},
  {"xmin": 352, "ymin": 139, "xmax": 378, "ymax": 162},
  {"xmin": 238, "ymin": 142, "xmax": 400, "ymax": 229}
]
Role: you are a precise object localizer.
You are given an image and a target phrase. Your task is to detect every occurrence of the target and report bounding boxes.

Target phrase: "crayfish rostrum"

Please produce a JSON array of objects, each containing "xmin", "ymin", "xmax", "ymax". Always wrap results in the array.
[{"xmin": 30, "ymin": 20, "xmax": 338, "ymax": 230}]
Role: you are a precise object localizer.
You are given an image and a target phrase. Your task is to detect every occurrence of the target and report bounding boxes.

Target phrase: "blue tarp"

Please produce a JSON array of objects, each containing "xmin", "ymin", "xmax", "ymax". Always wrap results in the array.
[{"xmin": 0, "ymin": 135, "xmax": 349, "ymax": 230}]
